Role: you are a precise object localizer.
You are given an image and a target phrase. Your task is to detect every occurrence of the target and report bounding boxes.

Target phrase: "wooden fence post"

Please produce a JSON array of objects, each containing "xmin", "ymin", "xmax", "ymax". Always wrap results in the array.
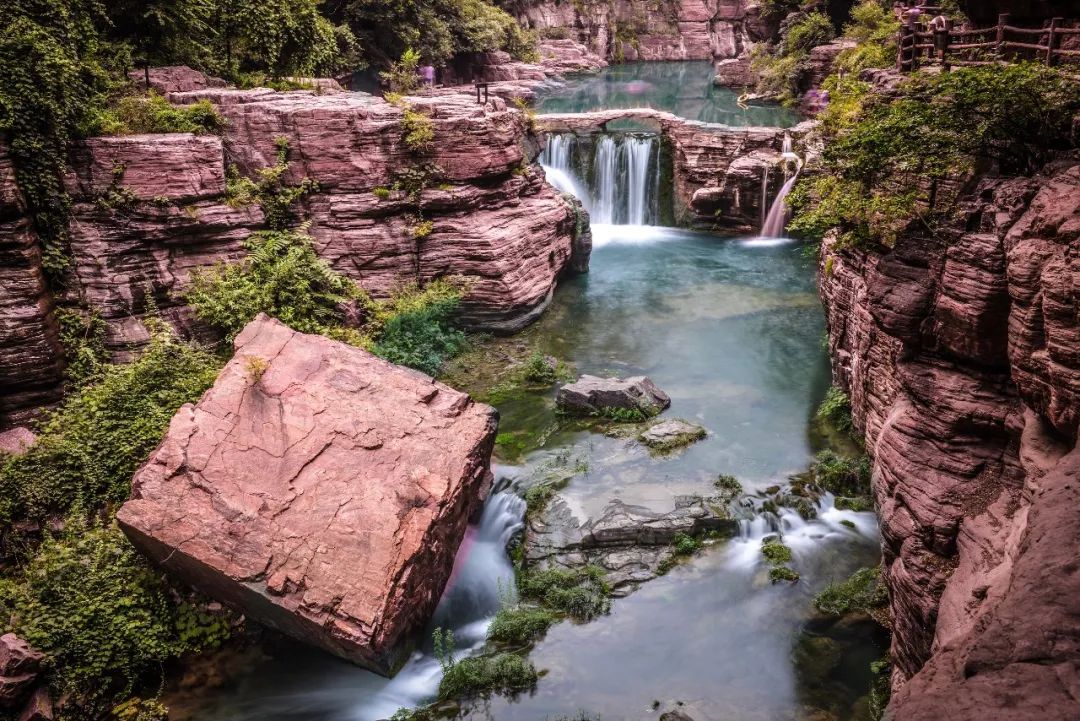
[
  {"xmin": 996, "ymin": 13, "xmax": 1010, "ymax": 58},
  {"xmin": 1046, "ymin": 17, "xmax": 1061, "ymax": 65}
]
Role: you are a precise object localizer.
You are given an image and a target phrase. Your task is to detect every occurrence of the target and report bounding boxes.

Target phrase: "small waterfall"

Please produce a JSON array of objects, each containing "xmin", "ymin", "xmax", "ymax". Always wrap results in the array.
[
  {"xmin": 759, "ymin": 133, "xmax": 802, "ymax": 239},
  {"xmin": 362, "ymin": 491, "xmax": 526, "ymax": 720},
  {"xmin": 541, "ymin": 132, "xmax": 661, "ymax": 227}
]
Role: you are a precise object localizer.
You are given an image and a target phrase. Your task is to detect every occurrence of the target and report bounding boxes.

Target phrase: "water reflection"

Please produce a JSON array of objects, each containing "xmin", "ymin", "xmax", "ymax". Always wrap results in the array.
[{"xmin": 535, "ymin": 61, "xmax": 803, "ymax": 128}]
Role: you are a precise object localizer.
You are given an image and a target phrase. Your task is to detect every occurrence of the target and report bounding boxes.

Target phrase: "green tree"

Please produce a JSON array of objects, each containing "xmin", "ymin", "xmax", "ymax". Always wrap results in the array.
[{"xmin": 106, "ymin": 0, "xmax": 214, "ymax": 86}]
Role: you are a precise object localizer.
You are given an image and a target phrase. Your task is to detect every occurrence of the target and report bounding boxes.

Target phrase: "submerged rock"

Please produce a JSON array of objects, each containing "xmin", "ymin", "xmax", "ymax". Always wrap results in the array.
[
  {"xmin": 556, "ymin": 375, "xmax": 670, "ymax": 418},
  {"xmin": 117, "ymin": 315, "xmax": 498, "ymax": 675},
  {"xmin": 639, "ymin": 419, "xmax": 707, "ymax": 451}
]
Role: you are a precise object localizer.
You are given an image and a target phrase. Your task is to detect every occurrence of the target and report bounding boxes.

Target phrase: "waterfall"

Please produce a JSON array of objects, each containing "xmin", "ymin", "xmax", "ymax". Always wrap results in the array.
[
  {"xmin": 360, "ymin": 491, "xmax": 526, "ymax": 720},
  {"xmin": 541, "ymin": 132, "xmax": 661, "ymax": 227},
  {"xmin": 760, "ymin": 174, "xmax": 798, "ymax": 238},
  {"xmin": 759, "ymin": 133, "xmax": 802, "ymax": 239}
]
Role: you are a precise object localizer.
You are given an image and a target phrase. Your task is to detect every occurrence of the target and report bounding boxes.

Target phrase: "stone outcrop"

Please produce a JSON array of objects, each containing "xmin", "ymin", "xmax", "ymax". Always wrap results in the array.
[
  {"xmin": 527, "ymin": 495, "xmax": 737, "ymax": 593},
  {"xmin": 117, "ymin": 315, "xmax": 498, "ymax": 674},
  {"xmin": 556, "ymin": 374, "xmax": 671, "ymax": 416},
  {"xmin": 638, "ymin": 418, "xmax": 707, "ymax": 450},
  {"xmin": 0, "ymin": 70, "xmax": 591, "ymax": 424},
  {"xmin": 819, "ymin": 159, "xmax": 1080, "ymax": 718},
  {"xmin": 0, "ymin": 634, "xmax": 49, "ymax": 720},
  {"xmin": 441, "ymin": 39, "xmax": 606, "ymax": 86},
  {"xmin": 514, "ymin": 0, "xmax": 776, "ymax": 65}
]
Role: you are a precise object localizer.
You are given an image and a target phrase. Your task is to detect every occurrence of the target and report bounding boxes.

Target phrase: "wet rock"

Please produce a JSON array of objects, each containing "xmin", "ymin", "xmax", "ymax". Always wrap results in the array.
[
  {"xmin": 117, "ymin": 315, "xmax": 498, "ymax": 674},
  {"xmin": 556, "ymin": 375, "xmax": 670, "ymax": 417},
  {"xmin": 0, "ymin": 634, "xmax": 43, "ymax": 708},
  {"xmin": 527, "ymin": 495, "xmax": 737, "ymax": 594},
  {"xmin": 638, "ymin": 419, "xmax": 707, "ymax": 451}
]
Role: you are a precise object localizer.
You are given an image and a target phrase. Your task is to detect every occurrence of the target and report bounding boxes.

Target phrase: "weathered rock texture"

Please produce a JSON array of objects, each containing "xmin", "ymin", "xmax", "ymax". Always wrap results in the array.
[
  {"xmin": 515, "ymin": 0, "xmax": 776, "ymax": 65},
  {"xmin": 527, "ymin": 495, "xmax": 736, "ymax": 593},
  {"xmin": 0, "ymin": 145, "xmax": 65, "ymax": 426},
  {"xmin": 117, "ymin": 315, "xmax": 498, "ymax": 674},
  {"xmin": 819, "ymin": 158, "xmax": 1080, "ymax": 719},
  {"xmin": 540, "ymin": 109, "xmax": 815, "ymax": 231},
  {"xmin": 0, "ymin": 633, "xmax": 49, "ymax": 721},
  {"xmin": 0, "ymin": 71, "xmax": 590, "ymax": 425},
  {"xmin": 557, "ymin": 374, "xmax": 671, "ymax": 415}
]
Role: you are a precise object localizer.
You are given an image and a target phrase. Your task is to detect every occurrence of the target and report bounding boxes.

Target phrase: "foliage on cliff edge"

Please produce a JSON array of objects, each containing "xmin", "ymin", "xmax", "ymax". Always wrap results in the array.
[{"xmin": 789, "ymin": 63, "xmax": 1080, "ymax": 247}]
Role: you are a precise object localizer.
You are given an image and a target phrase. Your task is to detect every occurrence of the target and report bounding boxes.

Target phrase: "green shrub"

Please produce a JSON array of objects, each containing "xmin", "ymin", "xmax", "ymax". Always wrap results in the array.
[
  {"xmin": 371, "ymin": 281, "xmax": 467, "ymax": 376},
  {"xmin": 518, "ymin": 566, "xmax": 611, "ymax": 620},
  {"xmin": 187, "ymin": 230, "xmax": 368, "ymax": 342},
  {"xmin": 835, "ymin": 1, "xmax": 899, "ymax": 74},
  {"xmin": 784, "ymin": 12, "xmax": 835, "ymax": 56},
  {"xmin": 673, "ymin": 532, "xmax": 703, "ymax": 555},
  {"xmin": 87, "ymin": 93, "xmax": 225, "ymax": 136},
  {"xmin": 811, "ymin": 450, "xmax": 871, "ymax": 497},
  {"xmin": 714, "ymin": 474, "xmax": 743, "ymax": 500},
  {"xmin": 752, "ymin": 11, "xmax": 835, "ymax": 104},
  {"xmin": 381, "ymin": 48, "xmax": 422, "ymax": 94},
  {"xmin": 0, "ymin": 522, "xmax": 230, "ymax": 709},
  {"xmin": 401, "ymin": 105, "xmax": 435, "ymax": 152},
  {"xmin": 835, "ymin": 496, "xmax": 873, "ymax": 512},
  {"xmin": 790, "ymin": 64, "xmax": 1080, "ymax": 246},
  {"xmin": 761, "ymin": 538, "xmax": 793, "ymax": 565},
  {"xmin": 769, "ymin": 566, "xmax": 800, "ymax": 583},
  {"xmin": 55, "ymin": 308, "xmax": 108, "ymax": 386},
  {"xmin": 814, "ymin": 566, "xmax": 888, "ymax": 616},
  {"xmin": 433, "ymin": 628, "xmax": 537, "ymax": 700},
  {"xmin": 224, "ymin": 136, "xmax": 319, "ymax": 230},
  {"xmin": 816, "ymin": 386, "xmax": 853, "ymax": 433},
  {"xmin": 187, "ymin": 230, "xmax": 467, "ymax": 376},
  {"xmin": 487, "ymin": 606, "xmax": 555, "ymax": 644},
  {"xmin": 0, "ymin": 325, "xmax": 220, "ymax": 524},
  {"xmin": 520, "ymin": 351, "xmax": 559, "ymax": 384}
]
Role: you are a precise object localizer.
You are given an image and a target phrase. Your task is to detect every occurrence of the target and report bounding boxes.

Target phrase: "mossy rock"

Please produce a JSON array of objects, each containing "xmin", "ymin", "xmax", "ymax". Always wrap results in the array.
[{"xmin": 638, "ymin": 419, "xmax": 707, "ymax": 453}]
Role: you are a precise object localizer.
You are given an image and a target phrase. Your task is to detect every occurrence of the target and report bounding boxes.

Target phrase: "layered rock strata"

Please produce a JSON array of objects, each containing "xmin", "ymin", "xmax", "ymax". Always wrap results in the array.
[
  {"xmin": 117, "ymin": 314, "xmax": 498, "ymax": 674},
  {"xmin": 819, "ymin": 160, "xmax": 1080, "ymax": 718},
  {"xmin": 0, "ymin": 71, "xmax": 590, "ymax": 424},
  {"xmin": 514, "ymin": 0, "xmax": 776, "ymax": 65}
]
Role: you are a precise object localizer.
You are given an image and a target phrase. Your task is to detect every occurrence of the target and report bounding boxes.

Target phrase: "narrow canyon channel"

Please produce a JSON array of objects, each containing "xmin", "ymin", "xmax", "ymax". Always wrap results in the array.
[{"xmin": 189, "ymin": 62, "xmax": 885, "ymax": 721}]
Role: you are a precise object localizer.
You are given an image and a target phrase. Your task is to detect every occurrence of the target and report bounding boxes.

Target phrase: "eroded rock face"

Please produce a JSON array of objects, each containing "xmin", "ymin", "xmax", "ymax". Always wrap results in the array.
[
  {"xmin": 819, "ymin": 160, "xmax": 1080, "ymax": 718},
  {"xmin": 117, "ymin": 315, "xmax": 498, "ymax": 674},
  {"xmin": 514, "ymin": 0, "xmax": 775, "ymax": 64},
  {"xmin": 0, "ymin": 71, "xmax": 589, "ymax": 424},
  {"xmin": 556, "ymin": 375, "xmax": 671, "ymax": 416}
]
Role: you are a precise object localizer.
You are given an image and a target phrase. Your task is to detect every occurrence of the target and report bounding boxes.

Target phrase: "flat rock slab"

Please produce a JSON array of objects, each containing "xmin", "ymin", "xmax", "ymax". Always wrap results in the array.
[
  {"xmin": 556, "ymin": 375, "xmax": 670, "ymax": 417},
  {"xmin": 639, "ymin": 419, "xmax": 707, "ymax": 450},
  {"xmin": 117, "ymin": 314, "xmax": 497, "ymax": 674}
]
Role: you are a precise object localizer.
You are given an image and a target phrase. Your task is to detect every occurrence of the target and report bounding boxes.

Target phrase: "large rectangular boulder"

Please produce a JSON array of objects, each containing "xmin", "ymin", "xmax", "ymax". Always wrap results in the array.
[{"xmin": 116, "ymin": 314, "xmax": 497, "ymax": 674}]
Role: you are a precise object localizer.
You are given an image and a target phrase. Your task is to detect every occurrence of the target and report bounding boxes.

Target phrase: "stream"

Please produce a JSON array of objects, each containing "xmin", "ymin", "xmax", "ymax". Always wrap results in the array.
[{"xmin": 188, "ymin": 62, "xmax": 884, "ymax": 721}]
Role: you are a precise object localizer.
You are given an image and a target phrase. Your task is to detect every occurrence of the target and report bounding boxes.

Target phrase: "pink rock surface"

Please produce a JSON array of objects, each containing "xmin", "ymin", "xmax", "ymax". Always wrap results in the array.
[
  {"xmin": 819, "ymin": 161, "xmax": 1080, "ymax": 717},
  {"xmin": 117, "ymin": 315, "xmax": 498, "ymax": 673},
  {"xmin": 0, "ymin": 633, "xmax": 43, "ymax": 709},
  {"xmin": 0, "ymin": 78, "xmax": 587, "ymax": 424}
]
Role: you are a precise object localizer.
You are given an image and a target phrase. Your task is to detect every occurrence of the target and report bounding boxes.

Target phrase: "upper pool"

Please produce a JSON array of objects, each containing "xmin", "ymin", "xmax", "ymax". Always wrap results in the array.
[{"xmin": 535, "ymin": 61, "xmax": 803, "ymax": 127}]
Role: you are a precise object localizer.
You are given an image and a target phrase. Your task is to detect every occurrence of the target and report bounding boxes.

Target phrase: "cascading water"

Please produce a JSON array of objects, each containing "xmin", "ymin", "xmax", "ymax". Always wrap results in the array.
[
  {"xmin": 760, "ymin": 133, "xmax": 803, "ymax": 239},
  {"xmin": 355, "ymin": 491, "xmax": 526, "ymax": 721},
  {"xmin": 540, "ymin": 132, "xmax": 661, "ymax": 226}
]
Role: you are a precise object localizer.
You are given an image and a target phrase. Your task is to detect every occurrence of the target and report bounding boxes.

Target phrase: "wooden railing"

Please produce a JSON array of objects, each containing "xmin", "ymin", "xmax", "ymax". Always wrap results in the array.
[{"xmin": 897, "ymin": 12, "xmax": 1080, "ymax": 72}]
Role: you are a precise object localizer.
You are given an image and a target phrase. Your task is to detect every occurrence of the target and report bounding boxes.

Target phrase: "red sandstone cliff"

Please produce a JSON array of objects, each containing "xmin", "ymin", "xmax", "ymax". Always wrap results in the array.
[
  {"xmin": 819, "ymin": 160, "xmax": 1080, "ymax": 718},
  {"xmin": 0, "ymin": 75, "xmax": 590, "ymax": 426}
]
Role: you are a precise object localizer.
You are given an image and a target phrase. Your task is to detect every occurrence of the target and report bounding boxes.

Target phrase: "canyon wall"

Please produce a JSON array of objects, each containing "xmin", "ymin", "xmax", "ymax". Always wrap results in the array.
[
  {"xmin": 0, "ymin": 72, "xmax": 590, "ymax": 427},
  {"xmin": 514, "ymin": 0, "xmax": 775, "ymax": 64},
  {"xmin": 819, "ymin": 159, "xmax": 1080, "ymax": 719}
]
